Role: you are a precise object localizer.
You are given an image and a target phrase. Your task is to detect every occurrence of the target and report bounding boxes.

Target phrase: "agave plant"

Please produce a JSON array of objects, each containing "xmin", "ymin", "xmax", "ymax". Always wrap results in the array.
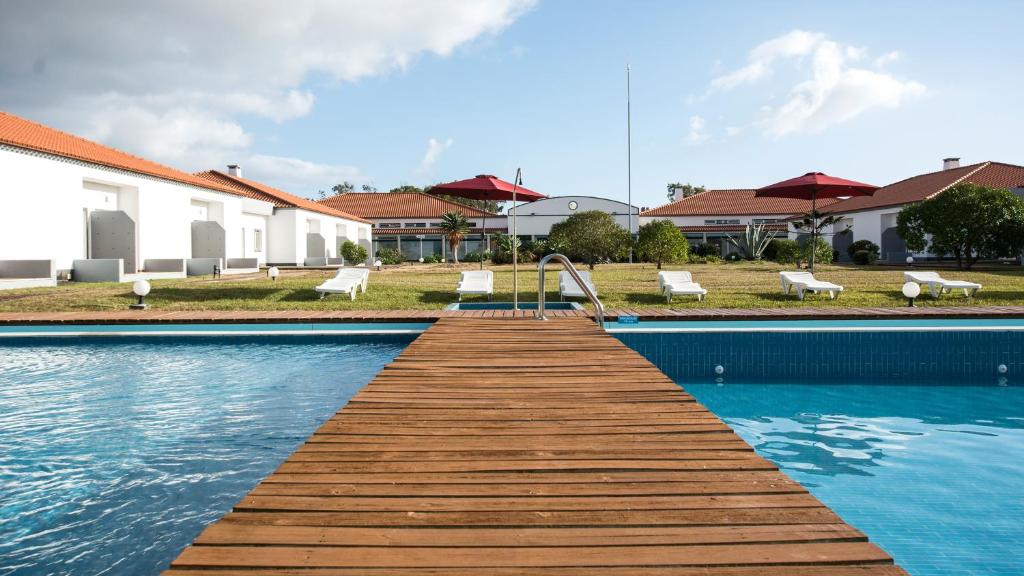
[{"xmin": 725, "ymin": 224, "xmax": 778, "ymax": 260}]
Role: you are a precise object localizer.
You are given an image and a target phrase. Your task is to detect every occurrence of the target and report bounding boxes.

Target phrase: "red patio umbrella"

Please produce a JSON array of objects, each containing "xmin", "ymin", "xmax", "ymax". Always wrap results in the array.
[
  {"xmin": 429, "ymin": 173, "xmax": 547, "ymax": 309},
  {"xmin": 756, "ymin": 172, "xmax": 878, "ymax": 272}
]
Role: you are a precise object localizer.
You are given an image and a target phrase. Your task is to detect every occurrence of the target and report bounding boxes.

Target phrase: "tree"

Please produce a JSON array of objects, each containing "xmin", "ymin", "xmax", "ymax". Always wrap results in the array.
[
  {"xmin": 547, "ymin": 210, "xmax": 631, "ymax": 269},
  {"xmin": 897, "ymin": 183, "xmax": 1024, "ymax": 270},
  {"xmin": 361, "ymin": 183, "xmax": 378, "ymax": 192},
  {"xmin": 725, "ymin": 224, "xmax": 778, "ymax": 260},
  {"xmin": 636, "ymin": 220, "xmax": 689, "ymax": 269},
  {"xmin": 341, "ymin": 240, "xmax": 368, "ymax": 264},
  {"xmin": 791, "ymin": 210, "xmax": 849, "ymax": 271},
  {"xmin": 438, "ymin": 211, "xmax": 471, "ymax": 264},
  {"xmin": 333, "ymin": 182, "xmax": 355, "ymax": 194},
  {"xmin": 389, "ymin": 185, "xmax": 424, "ymax": 194},
  {"xmin": 666, "ymin": 183, "xmax": 706, "ymax": 202}
]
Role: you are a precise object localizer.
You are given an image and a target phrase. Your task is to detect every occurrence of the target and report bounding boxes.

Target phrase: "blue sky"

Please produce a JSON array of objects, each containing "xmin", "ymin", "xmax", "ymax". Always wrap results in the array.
[{"xmin": 2, "ymin": 1, "xmax": 1022, "ymax": 209}]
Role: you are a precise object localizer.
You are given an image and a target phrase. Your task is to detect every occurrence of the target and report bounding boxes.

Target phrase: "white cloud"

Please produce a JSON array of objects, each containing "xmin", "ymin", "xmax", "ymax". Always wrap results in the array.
[
  {"xmin": 415, "ymin": 137, "xmax": 454, "ymax": 175},
  {"xmin": 701, "ymin": 30, "xmax": 925, "ymax": 137},
  {"xmin": 244, "ymin": 154, "xmax": 362, "ymax": 197},
  {"xmin": 686, "ymin": 116, "xmax": 710, "ymax": 144},
  {"xmin": 0, "ymin": 0, "xmax": 534, "ymax": 173},
  {"xmin": 874, "ymin": 50, "xmax": 902, "ymax": 67}
]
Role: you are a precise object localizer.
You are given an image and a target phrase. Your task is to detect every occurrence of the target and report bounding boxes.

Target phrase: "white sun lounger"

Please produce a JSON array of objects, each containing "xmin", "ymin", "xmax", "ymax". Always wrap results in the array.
[
  {"xmin": 315, "ymin": 268, "xmax": 369, "ymax": 300},
  {"xmin": 559, "ymin": 270, "xmax": 597, "ymax": 301},
  {"xmin": 780, "ymin": 271, "xmax": 843, "ymax": 300},
  {"xmin": 658, "ymin": 271, "xmax": 707, "ymax": 302},
  {"xmin": 904, "ymin": 271, "xmax": 981, "ymax": 298},
  {"xmin": 456, "ymin": 270, "xmax": 493, "ymax": 301}
]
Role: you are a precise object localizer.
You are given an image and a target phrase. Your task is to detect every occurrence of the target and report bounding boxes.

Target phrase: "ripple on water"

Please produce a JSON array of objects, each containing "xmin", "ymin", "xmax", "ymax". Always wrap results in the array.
[{"xmin": 0, "ymin": 335, "xmax": 409, "ymax": 575}]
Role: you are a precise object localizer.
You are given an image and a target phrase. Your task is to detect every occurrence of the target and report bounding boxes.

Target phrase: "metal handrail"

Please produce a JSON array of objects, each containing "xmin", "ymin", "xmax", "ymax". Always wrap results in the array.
[{"xmin": 537, "ymin": 253, "xmax": 605, "ymax": 327}]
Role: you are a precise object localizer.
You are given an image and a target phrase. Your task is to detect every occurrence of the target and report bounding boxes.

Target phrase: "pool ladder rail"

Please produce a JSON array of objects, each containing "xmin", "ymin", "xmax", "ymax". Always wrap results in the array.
[{"xmin": 537, "ymin": 253, "xmax": 605, "ymax": 328}]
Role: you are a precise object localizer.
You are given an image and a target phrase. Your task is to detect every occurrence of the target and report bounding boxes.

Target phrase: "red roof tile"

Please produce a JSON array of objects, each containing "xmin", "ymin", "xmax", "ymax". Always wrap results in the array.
[
  {"xmin": 822, "ymin": 161, "xmax": 1024, "ymax": 214},
  {"xmin": 195, "ymin": 170, "xmax": 370, "ymax": 224},
  {"xmin": 0, "ymin": 110, "xmax": 245, "ymax": 197},
  {"xmin": 317, "ymin": 192, "xmax": 496, "ymax": 219},
  {"xmin": 642, "ymin": 189, "xmax": 840, "ymax": 217}
]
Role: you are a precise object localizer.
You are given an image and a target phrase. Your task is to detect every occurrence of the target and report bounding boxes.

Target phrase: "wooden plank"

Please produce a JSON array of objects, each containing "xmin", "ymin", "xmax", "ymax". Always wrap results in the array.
[{"xmin": 162, "ymin": 317, "xmax": 906, "ymax": 574}]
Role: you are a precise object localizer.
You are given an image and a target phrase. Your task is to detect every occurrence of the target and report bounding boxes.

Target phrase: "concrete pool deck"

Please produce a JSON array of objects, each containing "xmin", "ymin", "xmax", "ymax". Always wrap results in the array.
[
  {"xmin": 1, "ymin": 304, "xmax": 1024, "ymax": 325},
  {"xmin": 159, "ymin": 316, "xmax": 907, "ymax": 574}
]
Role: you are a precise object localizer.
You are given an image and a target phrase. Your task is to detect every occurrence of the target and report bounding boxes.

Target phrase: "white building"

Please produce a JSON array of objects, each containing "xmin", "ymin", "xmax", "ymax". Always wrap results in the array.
[
  {"xmin": 640, "ymin": 189, "xmax": 837, "ymax": 256},
  {"xmin": 507, "ymin": 195, "xmax": 639, "ymax": 241},
  {"xmin": 197, "ymin": 168, "xmax": 373, "ymax": 266},
  {"xmin": 0, "ymin": 110, "xmax": 275, "ymax": 282},
  {"xmin": 819, "ymin": 159, "xmax": 1024, "ymax": 261},
  {"xmin": 318, "ymin": 192, "xmax": 505, "ymax": 261}
]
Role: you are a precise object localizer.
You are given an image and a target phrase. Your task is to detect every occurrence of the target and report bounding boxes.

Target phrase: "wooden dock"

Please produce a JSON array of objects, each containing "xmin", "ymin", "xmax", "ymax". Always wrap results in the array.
[{"xmin": 164, "ymin": 317, "xmax": 906, "ymax": 575}]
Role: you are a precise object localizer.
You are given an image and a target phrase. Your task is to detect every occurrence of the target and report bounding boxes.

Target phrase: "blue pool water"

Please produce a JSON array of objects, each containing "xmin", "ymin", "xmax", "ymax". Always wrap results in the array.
[
  {"xmin": 685, "ymin": 380, "xmax": 1024, "ymax": 576},
  {"xmin": 0, "ymin": 335, "xmax": 410, "ymax": 575}
]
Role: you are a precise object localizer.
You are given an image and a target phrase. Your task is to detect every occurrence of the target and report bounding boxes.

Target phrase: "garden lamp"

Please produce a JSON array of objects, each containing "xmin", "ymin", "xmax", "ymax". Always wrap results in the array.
[
  {"xmin": 130, "ymin": 279, "xmax": 151, "ymax": 309},
  {"xmin": 902, "ymin": 281, "xmax": 921, "ymax": 307},
  {"xmin": 268, "ymin": 266, "xmax": 280, "ymax": 281}
]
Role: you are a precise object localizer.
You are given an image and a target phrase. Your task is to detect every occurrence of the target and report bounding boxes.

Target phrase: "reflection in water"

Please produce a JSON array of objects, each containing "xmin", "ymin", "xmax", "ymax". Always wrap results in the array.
[{"xmin": 685, "ymin": 381, "xmax": 1024, "ymax": 576}]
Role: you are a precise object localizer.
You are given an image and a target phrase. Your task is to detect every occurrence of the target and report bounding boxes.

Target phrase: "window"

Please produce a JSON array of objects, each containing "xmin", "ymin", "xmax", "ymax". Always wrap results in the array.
[
  {"xmin": 752, "ymin": 218, "xmax": 782, "ymax": 225},
  {"xmin": 404, "ymin": 222, "xmax": 427, "ymax": 228},
  {"xmin": 704, "ymin": 219, "xmax": 740, "ymax": 225},
  {"xmin": 377, "ymin": 223, "xmax": 401, "ymax": 229},
  {"xmin": 253, "ymin": 229, "xmax": 263, "ymax": 253}
]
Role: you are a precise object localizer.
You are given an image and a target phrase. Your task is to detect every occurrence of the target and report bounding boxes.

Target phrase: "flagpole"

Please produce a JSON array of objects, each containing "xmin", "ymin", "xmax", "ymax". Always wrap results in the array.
[
  {"xmin": 626, "ymin": 63, "xmax": 633, "ymax": 264},
  {"xmin": 511, "ymin": 168, "xmax": 521, "ymax": 311}
]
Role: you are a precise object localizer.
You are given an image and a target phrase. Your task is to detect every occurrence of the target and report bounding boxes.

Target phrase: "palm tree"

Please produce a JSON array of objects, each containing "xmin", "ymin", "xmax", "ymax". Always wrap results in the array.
[{"xmin": 438, "ymin": 211, "xmax": 470, "ymax": 263}]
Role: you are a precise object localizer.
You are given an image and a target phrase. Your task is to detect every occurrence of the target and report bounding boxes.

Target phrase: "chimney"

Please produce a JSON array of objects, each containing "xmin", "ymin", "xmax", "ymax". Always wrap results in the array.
[
  {"xmin": 943, "ymin": 157, "xmax": 960, "ymax": 171},
  {"xmin": 227, "ymin": 164, "xmax": 242, "ymax": 178}
]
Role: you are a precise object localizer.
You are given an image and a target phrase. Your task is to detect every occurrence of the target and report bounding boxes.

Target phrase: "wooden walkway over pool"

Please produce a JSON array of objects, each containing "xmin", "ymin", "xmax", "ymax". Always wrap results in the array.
[{"xmin": 164, "ymin": 317, "xmax": 907, "ymax": 575}]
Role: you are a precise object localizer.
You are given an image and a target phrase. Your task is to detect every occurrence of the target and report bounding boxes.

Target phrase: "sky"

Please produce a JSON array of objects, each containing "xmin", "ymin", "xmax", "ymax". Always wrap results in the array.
[{"xmin": 1, "ymin": 0, "xmax": 1022, "ymax": 210}]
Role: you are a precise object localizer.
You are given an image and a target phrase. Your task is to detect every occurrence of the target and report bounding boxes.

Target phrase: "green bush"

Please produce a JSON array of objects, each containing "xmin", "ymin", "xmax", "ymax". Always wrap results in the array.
[
  {"xmin": 801, "ymin": 236, "xmax": 833, "ymax": 265},
  {"xmin": 725, "ymin": 252, "xmax": 743, "ymax": 262},
  {"xmin": 771, "ymin": 239, "xmax": 801, "ymax": 264},
  {"xmin": 341, "ymin": 240, "xmax": 368, "ymax": 264},
  {"xmin": 547, "ymin": 210, "xmax": 631, "ymax": 269},
  {"xmin": 691, "ymin": 242, "xmax": 718, "ymax": 258},
  {"xmin": 846, "ymin": 239, "xmax": 880, "ymax": 261},
  {"xmin": 852, "ymin": 249, "xmax": 877, "ymax": 265},
  {"xmin": 687, "ymin": 253, "xmax": 721, "ymax": 264},
  {"xmin": 423, "ymin": 253, "xmax": 444, "ymax": 264},
  {"xmin": 636, "ymin": 220, "xmax": 689, "ymax": 269},
  {"xmin": 375, "ymin": 247, "xmax": 403, "ymax": 265},
  {"xmin": 461, "ymin": 250, "xmax": 491, "ymax": 263}
]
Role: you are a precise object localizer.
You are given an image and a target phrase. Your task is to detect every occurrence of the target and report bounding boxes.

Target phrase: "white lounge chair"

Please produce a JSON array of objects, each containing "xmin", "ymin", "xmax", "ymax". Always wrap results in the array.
[
  {"xmin": 315, "ymin": 268, "xmax": 369, "ymax": 300},
  {"xmin": 904, "ymin": 271, "xmax": 981, "ymax": 299},
  {"xmin": 658, "ymin": 271, "xmax": 707, "ymax": 302},
  {"xmin": 780, "ymin": 271, "xmax": 844, "ymax": 300},
  {"xmin": 559, "ymin": 270, "xmax": 597, "ymax": 301},
  {"xmin": 456, "ymin": 270, "xmax": 493, "ymax": 301}
]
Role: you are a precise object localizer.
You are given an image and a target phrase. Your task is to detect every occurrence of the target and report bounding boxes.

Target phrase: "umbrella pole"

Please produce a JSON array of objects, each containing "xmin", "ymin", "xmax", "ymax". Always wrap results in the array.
[
  {"xmin": 481, "ymin": 213, "xmax": 486, "ymax": 271},
  {"xmin": 809, "ymin": 190, "xmax": 817, "ymax": 273},
  {"xmin": 512, "ymin": 168, "xmax": 520, "ymax": 311}
]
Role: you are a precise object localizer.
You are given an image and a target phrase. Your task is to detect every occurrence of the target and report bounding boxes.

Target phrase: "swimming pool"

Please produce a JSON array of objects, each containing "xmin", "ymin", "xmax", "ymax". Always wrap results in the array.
[
  {"xmin": 616, "ymin": 319, "xmax": 1024, "ymax": 576},
  {"xmin": 0, "ymin": 335, "xmax": 411, "ymax": 575},
  {"xmin": 686, "ymin": 381, "xmax": 1024, "ymax": 576}
]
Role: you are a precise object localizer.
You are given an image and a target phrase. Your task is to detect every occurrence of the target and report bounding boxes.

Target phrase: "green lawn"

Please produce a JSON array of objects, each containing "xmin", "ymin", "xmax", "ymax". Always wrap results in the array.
[{"xmin": 1, "ymin": 261, "xmax": 1022, "ymax": 312}]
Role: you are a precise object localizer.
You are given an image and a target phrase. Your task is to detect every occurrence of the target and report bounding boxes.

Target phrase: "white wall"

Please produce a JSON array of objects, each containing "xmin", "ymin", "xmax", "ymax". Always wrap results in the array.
[
  {"xmin": 0, "ymin": 146, "xmax": 274, "ymax": 272},
  {"xmin": 265, "ymin": 208, "xmax": 372, "ymax": 265},
  {"xmin": 508, "ymin": 196, "xmax": 638, "ymax": 237}
]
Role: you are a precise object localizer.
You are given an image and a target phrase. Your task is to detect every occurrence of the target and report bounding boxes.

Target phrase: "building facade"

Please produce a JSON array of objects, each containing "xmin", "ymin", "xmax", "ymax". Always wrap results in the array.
[
  {"xmin": 506, "ymin": 196, "xmax": 639, "ymax": 241},
  {"xmin": 0, "ymin": 111, "xmax": 275, "ymax": 279},
  {"xmin": 197, "ymin": 168, "xmax": 373, "ymax": 266},
  {"xmin": 318, "ymin": 192, "xmax": 506, "ymax": 261}
]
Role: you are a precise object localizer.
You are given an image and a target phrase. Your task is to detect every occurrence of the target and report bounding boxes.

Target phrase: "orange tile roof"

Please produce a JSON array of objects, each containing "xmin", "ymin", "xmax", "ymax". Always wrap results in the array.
[
  {"xmin": 0, "ymin": 110, "xmax": 246, "ymax": 197},
  {"xmin": 195, "ymin": 170, "xmax": 370, "ymax": 224},
  {"xmin": 317, "ymin": 192, "xmax": 496, "ymax": 219},
  {"xmin": 678, "ymin": 223, "xmax": 789, "ymax": 233},
  {"xmin": 822, "ymin": 161, "xmax": 1024, "ymax": 214},
  {"xmin": 642, "ymin": 189, "xmax": 841, "ymax": 217}
]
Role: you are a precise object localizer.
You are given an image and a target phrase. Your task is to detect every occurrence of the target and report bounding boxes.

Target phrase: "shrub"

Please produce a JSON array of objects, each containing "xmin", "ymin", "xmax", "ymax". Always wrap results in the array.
[
  {"xmin": 691, "ymin": 242, "xmax": 718, "ymax": 258},
  {"xmin": 771, "ymin": 239, "xmax": 801, "ymax": 264},
  {"xmin": 846, "ymin": 239, "xmax": 880, "ymax": 262},
  {"xmin": 636, "ymin": 220, "xmax": 689, "ymax": 269},
  {"xmin": 461, "ymin": 250, "xmax": 491, "ymax": 263},
  {"xmin": 341, "ymin": 240, "xmax": 368, "ymax": 264},
  {"xmin": 423, "ymin": 253, "xmax": 443, "ymax": 264},
  {"xmin": 725, "ymin": 252, "xmax": 743, "ymax": 262},
  {"xmin": 375, "ymin": 247, "xmax": 402, "ymax": 265},
  {"xmin": 687, "ymin": 253, "xmax": 721, "ymax": 264},
  {"xmin": 801, "ymin": 236, "xmax": 833, "ymax": 265},
  {"xmin": 852, "ymin": 249, "xmax": 877, "ymax": 265},
  {"xmin": 547, "ymin": 210, "xmax": 631, "ymax": 269}
]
